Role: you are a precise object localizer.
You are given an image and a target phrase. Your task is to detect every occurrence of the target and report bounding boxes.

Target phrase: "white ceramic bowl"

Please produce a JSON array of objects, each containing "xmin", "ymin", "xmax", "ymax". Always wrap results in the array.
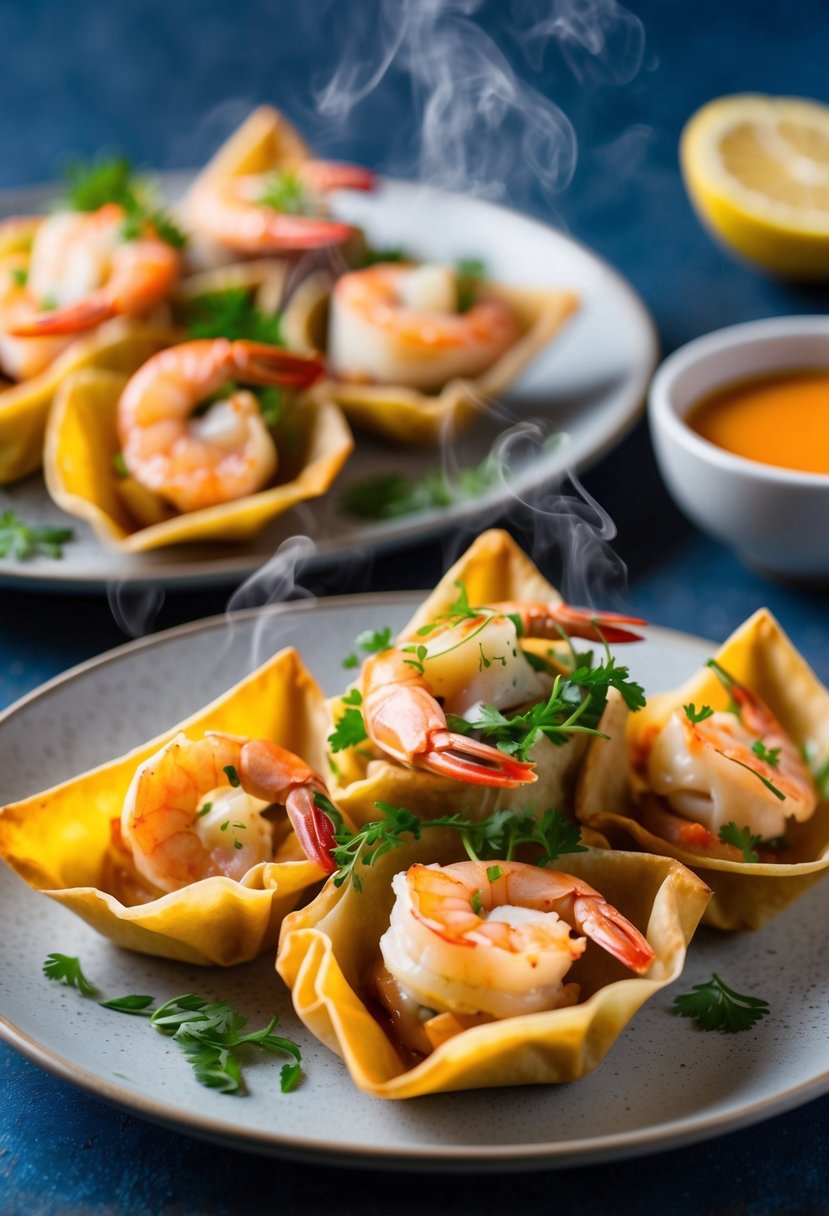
[{"xmin": 648, "ymin": 316, "xmax": 829, "ymax": 580}]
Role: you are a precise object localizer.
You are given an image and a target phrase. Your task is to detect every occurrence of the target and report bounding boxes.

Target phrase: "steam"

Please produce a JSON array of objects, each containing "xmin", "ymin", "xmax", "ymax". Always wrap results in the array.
[
  {"xmin": 313, "ymin": 0, "xmax": 575, "ymax": 209},
  {"xmin": 107, "ymin": 583, "xmax": 165, "ymax": 639},
  {"xmin": 107, "ymin": 0, "xmax": 647, "ymax": 640}
]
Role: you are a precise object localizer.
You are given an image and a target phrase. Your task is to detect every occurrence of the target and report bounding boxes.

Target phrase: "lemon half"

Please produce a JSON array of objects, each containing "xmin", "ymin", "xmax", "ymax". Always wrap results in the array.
[{"xmin": 681, "ymin": 93, "xmax": 829, "ymax": 278}]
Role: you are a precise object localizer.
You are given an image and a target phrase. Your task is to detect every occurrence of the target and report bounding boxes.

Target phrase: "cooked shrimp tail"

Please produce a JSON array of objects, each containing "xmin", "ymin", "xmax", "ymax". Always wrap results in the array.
[
  {"xmin": 214, "ymin": 734, "xmax": 338, "ymax": 873},
  {"xmin": 570, "ymin": 890, "xmax": 655, "ymax": 974},
  {"xmin": 232, "ymin": 340, "xmax": 325, "ymax": 388},
  {"xmin": 361, "ymin": 651, "xmax": 537, "ymax": 788},
  {"xmin": 490, "ymin": 600, "xmax": 647, "ymax": 645},
  {"xmin": 297, "ymin": 160, "xmax": 376, "ymax": 194}
]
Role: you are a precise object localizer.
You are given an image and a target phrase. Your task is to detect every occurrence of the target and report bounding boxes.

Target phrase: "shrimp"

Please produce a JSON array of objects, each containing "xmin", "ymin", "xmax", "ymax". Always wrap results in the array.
[
  {"xmin": 188, "ymin": 159, "xmax": 375, "ymax": 254},
  {"xmin": 5, "ymin": 204, "xmax": 180, "ymax": 339},
  {"xmin": 0, "ymin": 250, "xmax": 75, "ymax": 380},
  {"xmin": 117, "ymin": 337, "xmax": 324, "ymax": 512},
  {"xmin": 357, "ymin": 601, "xmax": 645, "ymax": 786},
  {"xmin": 327, "ymin": 261, "xmax": 521, "ymax": 391},
  {"xmin": 120, "ymin": 731, "xmax": 340, "ymax": 892},
  {"xmin": 645, "ymin": 665, "xmax": 817, "ymax": 843},
  {"xmin": 376, "ymin": 859, "xmax": 654, "ymax": 1048}
]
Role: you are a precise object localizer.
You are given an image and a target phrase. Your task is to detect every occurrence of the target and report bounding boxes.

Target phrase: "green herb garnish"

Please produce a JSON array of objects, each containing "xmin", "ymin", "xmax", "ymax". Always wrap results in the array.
[
  {"xmin": 112, "ymin": 452, "xmax": 129, "ymax": 478},
  {"xmin": 120, "ymin": 198, "xmax": 187, "ymax": 249},
  {"xmin": 672, "ymin": 973, "xmax": 770, "ymax": 1033},
  {"xmin": 10, "ymin": 267, "xmax": 27, "ymax": 288},
  {"xmin": 448, "ymin": 657, "xmax": 644, "ymax": 763},
  {"xmin": 317, "ymin": 800, "xmax": 587, "ymax": 889},
  {"xmin": 357, "ymin": 246, "xmax": 407, "ymax": 267},
  {"xmin": 340, "ymin": 455, "xmax": 502, "ymax": 522},
  {"xmin": 470, "ymin": 890, "xmax": 483, "ymax": 914},
  {"xmin": 752, "ymin": 740, "xmax": 781, "ymax": 769},
  {"xmin": 684, "ymin": 703, "xmax": 714, "ymax": 724},
  {"xmin": 342, "ymin": 625, "xmax": 393, "ymax": 669},
  {"xmin": 327, "ymin": 699, "xmax": 369, "ymax": 752},
  {"xmin": 46, "ymin": 957, "xmax": 303, "ymax": 1094},
  {"xmin": 224, "ymin": 765, "xmax": 241, "ymax": 788},
  {"xmin": 99, "ymin": 994, "xmax": 155, "ymax": 1015},
  {"xmin": 456, "ymin": 257, "xmax": 486, "ymax": 313},
  {"xmin": 0, "ymin": 509, "xmax": 74, "ymax": 560},
  {"xmin": 718, "ymin": 821, "xmax": 762, "ymax": 863},
  {"xmin": 62, "ymin": 155, "xmax": 140, "ymax": 212},
  {"xmin": 185, "ymin": 288, "xmax": 284, "ymax": 346},
  {"xmin": 43, "ymin": 953, "xmax": 99, "ymax": 996},
  {"xmin": 315, "ymin": 794, "xmax": 421, "ymax": 892},
  {"xmin": 259, "ymin": 171, "xmax": 310, "ymax": 215}
]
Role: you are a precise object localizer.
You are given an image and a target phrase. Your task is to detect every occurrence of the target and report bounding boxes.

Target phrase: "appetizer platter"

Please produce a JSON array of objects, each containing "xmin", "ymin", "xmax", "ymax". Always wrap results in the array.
[
  {"xmin": 2, "ymin": 531, "xmax": 828, "ymax": 1167},
  {"xmin": 0, "ymin": 108, "xmax": 657, "ymax": 591}
]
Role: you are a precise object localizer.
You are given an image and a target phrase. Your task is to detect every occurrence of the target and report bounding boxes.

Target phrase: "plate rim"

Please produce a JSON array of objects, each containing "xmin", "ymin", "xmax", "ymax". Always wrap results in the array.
[
  {"xmin": 4, "ymin": 594, "xmax": 829, "ymax": 1170},
  {"xmin": 0, "ymin": 175, "xmax": 659, "ymax": 593}
]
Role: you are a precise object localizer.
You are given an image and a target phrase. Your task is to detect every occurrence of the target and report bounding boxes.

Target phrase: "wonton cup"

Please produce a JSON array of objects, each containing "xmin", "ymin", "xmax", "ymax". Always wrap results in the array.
[
  {"xmin": 283, "ymin": 270, "xmax": 580, "ymax": 446},
  {"xmin": 576, "ymin": 609, "xmax": 829, "ymax": 931},
  {"xmin": 0, "ymin": 319, "xmax": 179, "ymax": 483},
  {"xmin": 43, "ymin": 365, "xmax": 353, "ymax": 552},
  {"xmin": 329, "ymin": 529, "xmax": 591, "ymax": 827},
  {"xmin": 0, "ymin": 648, "xmax": 330, "ymax": 965},
  {"xmin": 277, "ymin": 836, "xmax": 710, "ymax": 1098}
]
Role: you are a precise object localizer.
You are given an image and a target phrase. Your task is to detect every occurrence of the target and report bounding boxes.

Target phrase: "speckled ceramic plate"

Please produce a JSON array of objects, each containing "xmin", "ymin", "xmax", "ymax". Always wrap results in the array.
[
  {"xmin": 0, "ymin": 177, "xmax": 657, "ymax": 592},
  {"xmin": 2, "ymin": 596, "xmax": 827, "ymax": 1170}
]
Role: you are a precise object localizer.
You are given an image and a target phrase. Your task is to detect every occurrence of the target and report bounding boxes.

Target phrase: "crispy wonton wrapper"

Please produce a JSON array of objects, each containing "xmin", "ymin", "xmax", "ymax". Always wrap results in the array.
[
  {"xmin": 0, "ymin": 648, "xmax": 330, "ymax": 965},
  {"xmin": 576, "ymin": 609, "xmax": 829, "ymax": 930},
  {"xmin": 277, "ymin": 836, "xmax": 710, "ymax": 1097},
  {"xmin": 282, "ymin": 270, "xmax": 580, "ymax": 446},
  {"xmin": 329, "ymin": 529, "xmax": 591, "ymax": 827},
  {"xmin": 43, "ymin": 365, "xmax": 353, "ymax": 551},
  {"xmin": 0, "ymin": 319, "xmax": 179, "ymax": 483}
]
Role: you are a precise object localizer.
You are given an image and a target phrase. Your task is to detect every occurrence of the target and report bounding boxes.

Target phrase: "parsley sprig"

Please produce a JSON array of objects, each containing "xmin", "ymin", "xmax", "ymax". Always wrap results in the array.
[
  {"xmin": 185, "ymin": 288, "xmax": 284, "ymax": 346},
  {"xmin": 705, "ymin": 660, "xmax": 786, "ymax": 802},
  {"xmin": 259, "ymin": 171, "xmax": 311, "ymax": 215},
  {"xmin": 672, "ymin": 973, "xmax": 770, "ymax": 1033},
  {"xmin": 448, "ymin": 657, "xmax": 645, "ymax": 762},
  {"xmin": 43, "ymin": 953, "xmax": 99, "ymax": 996},
  {"xmin": 62, "ymin": 155, "xmax": 140, "ymax": 213},
  {"xmin": 60, "ymin": 155, "xmax": 185, "ymax": 248},
  {"xmin": 44, "ymin": 955, "xmax": 302, "ymax": 1095},
  {"xmin": 314, "ymin": 797, "xmax": 586, "ymax": 890},
  {"xmin": 455, "ymin": 256, "xmax": 486, "ymax": 312},
  {"xmin": 342, "ymin": 625, "xmax": 393, "ymax": 670},
  {"xmin": 718, "ymin": 821, "xmax": 762, "ymax": 862},
  {"xmin": 340, "ymin": 456, "xmax": 501, "ymax": 521},
  {"xmin": 0, "ymin": 510, "xmax": 74, "ymax": 560},
  {"xmin": 328, "ymin": 688, "xmax": 369, "ymax": 752}
]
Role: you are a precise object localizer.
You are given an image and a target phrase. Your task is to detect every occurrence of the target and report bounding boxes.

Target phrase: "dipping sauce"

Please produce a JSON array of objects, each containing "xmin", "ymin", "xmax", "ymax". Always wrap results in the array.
[{"xmin": 689, "ymin": 369, "xmax": 829, "ymax": 474}]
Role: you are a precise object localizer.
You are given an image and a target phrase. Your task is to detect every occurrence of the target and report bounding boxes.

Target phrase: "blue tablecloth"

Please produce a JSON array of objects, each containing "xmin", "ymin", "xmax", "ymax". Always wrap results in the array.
[{"xmin": 2, "ymin": 2, "xmax": 829, "ymax": 1212}]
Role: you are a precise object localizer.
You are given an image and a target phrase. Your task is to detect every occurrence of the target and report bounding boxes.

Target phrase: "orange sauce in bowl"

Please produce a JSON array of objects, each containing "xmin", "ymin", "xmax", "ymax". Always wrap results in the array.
[{"xmin": 688, "ymin": 369, "xmax": 829, "ymax": 475}]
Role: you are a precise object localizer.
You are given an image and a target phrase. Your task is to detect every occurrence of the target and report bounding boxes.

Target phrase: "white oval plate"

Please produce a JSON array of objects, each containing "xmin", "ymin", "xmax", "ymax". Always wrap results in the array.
[
  {"xmin": 0, "ymin": 177, "xmax": 657, "ymax": 592},
  {"xmin": 1, "ymin": 595, "xmax": 827, "ymax": 1170}
]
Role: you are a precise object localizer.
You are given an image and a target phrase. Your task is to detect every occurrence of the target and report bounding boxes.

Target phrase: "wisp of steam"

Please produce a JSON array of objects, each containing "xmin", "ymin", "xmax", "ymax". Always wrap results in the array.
[{"xmin": 123, "ymin": 0, "xmax": 646, "ymax": 642}]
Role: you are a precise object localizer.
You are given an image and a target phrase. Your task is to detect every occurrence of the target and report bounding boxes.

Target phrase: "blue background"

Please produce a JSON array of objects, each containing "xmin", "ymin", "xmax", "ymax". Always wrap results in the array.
[{"xmin": 3, "ymin": 1, "xmax": 829, "ymax": 1212}]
